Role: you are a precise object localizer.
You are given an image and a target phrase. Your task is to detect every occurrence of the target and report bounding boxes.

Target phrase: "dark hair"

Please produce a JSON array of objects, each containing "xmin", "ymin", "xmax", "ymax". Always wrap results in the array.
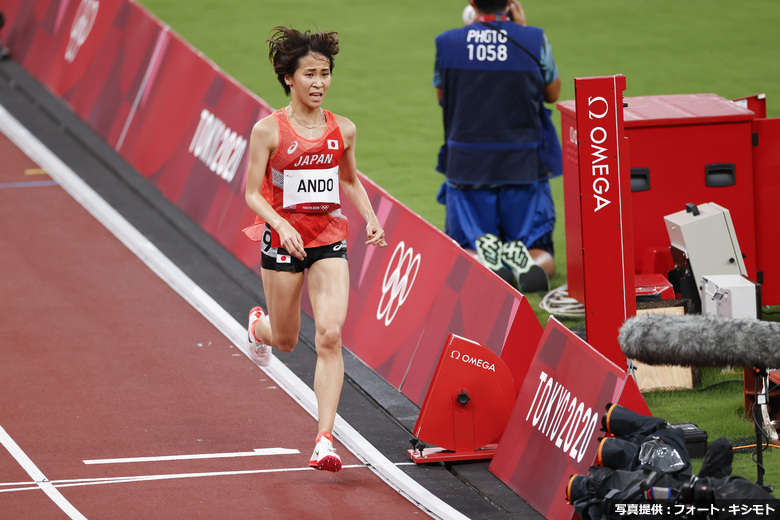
[
  {"xmin": 267, "ymin": 25, "xmax": 339, "ymax": 95},
  {"xmin": 474, "ymin": 0, "xmax": 509, "ymax": 14}
]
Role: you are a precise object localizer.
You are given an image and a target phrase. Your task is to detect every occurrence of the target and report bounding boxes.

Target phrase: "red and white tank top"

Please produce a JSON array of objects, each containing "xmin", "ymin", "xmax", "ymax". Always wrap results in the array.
[{"xmin": 243, "ymin": 108, "xmax": 349, "ymax": 248}]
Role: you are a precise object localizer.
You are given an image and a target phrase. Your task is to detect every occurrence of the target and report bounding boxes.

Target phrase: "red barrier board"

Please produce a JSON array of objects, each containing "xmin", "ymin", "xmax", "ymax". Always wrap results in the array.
[
  {"xmin": 3, "ymin": 0, "xmax": 75, "ymax": 80},
  {"xmin": 67, "ymin": 1, "xmax": 165, "ymax": 147},
  {"xmin": 489, "ymin": 318, "xmax": 629, "ymax": 520},
  {"xmin": 4, "ymin": 0, "xmax": 161, "ymax": 147},
  {"xmin": 0, "ymin": 0, "xmax": 26, "ymax": 35},
  {"xmin": 5, "ymin": 0, "xmax": 125, "ymax": 99}
]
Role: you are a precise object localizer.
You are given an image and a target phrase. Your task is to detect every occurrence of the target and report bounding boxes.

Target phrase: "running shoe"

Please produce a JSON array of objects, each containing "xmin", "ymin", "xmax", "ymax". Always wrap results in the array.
[
  {"xmin": 474, "ymin": 233, "xmax": 504, "ymax": 272},
  {"xmin": 247, "ymin": 306, "xmax": 272, "ymax": 367},
  {"xmin": 501, "ymin": 240, "xmax": 549, "ymax": 293},
  {"xmin": 516, "ymin": 265, "xmax": 549, "ymax": 293},
  {"xmin": 475, "ymin": 233, "xmax": 516, "ymax": 287},
  {"xmin": 308, "ymin": 431, "xmax": 342, "ymax": 472}
]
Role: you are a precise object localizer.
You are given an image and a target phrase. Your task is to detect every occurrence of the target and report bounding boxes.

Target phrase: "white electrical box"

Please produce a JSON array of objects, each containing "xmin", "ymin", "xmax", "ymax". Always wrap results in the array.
[
  {"xmin": 664, "ymin": 202, "xmax": 747, "ymax": 287},
  {"xmin": 700, "ymin": 274, "xmax": 759, "ymax": 319}
]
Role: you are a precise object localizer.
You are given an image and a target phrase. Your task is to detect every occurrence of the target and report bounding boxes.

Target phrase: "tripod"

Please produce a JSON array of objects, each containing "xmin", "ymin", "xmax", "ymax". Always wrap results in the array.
[{"xmin": 751, "ymin": 366, "xmax": 775, "ymax": 491}]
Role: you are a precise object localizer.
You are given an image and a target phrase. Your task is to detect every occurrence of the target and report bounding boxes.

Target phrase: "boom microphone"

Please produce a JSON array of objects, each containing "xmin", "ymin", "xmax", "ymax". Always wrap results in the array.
[{"xmin": 618, "ymin": 314, "xmax": 780, "ymax": 368}]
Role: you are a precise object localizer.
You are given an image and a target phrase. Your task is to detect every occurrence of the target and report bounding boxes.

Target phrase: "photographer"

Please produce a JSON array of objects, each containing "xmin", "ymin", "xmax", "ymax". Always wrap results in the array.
[{"xmin": 433, "ymin": 0, "xmax": 561, "ymax": 292}]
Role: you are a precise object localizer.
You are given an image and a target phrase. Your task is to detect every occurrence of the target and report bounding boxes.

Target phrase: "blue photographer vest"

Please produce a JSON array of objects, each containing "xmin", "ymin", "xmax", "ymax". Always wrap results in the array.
[{"xmin": 435, "ymin": 20, "xmax": 561, "ymax": 185}]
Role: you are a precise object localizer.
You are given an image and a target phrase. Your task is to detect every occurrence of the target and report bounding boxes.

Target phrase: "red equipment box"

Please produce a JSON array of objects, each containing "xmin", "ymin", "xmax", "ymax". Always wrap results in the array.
[
  {"xmin": 559, "ymin": 93, "xmax": 763, "ymax": 302},
  {"xmin": 751, "ymin": 116, "xmax": 780, "ymax": 305}
]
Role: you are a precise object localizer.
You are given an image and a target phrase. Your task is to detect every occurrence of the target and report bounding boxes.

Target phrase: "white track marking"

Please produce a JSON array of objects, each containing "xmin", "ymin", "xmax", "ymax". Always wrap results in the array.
[
  {"xmin": 0, "ymin": 462, "xmax": 419, "ymax": 492},
  {"xmin": 0, "ymin": 104, "xmax": 469, "ymax": 520},
  {"xmin": 83, "ymin": 448, "xmax": 300, "ymax": 465},
  {"xmin": 1, "ymin": 464, "xmax": 368, "ymax": 493},
  {"xmin": 0, "ymin": 425, "xmax": 87, "ymax": 519}
]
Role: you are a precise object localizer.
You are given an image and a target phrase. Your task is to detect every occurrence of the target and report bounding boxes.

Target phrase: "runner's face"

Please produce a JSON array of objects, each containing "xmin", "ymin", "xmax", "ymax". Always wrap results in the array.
[{"xmin": 286, "ymin": 52, "xmax": 331, "ymax": 108}]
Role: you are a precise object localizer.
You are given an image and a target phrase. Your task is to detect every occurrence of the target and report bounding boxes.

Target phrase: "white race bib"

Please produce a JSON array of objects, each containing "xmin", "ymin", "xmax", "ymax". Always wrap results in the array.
[{"xmin": 283, "ymin": 166, "xmax": 340, "ymax": 213}]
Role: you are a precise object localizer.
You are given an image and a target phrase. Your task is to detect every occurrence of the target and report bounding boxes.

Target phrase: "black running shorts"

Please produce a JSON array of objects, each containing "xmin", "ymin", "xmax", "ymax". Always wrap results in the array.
[{"xmin": 261, "ymin": 229, "xmax": 347, "ymax": 273}]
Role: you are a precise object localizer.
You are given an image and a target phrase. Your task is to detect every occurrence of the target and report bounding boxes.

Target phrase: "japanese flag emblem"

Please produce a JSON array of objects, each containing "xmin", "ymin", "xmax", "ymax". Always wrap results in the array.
[
  {"xmin": 277, "ymin": 254, "xmax": 291, "ymax": 264},
  {"xmin": 327, "ymin": 139, "xmax": 339, "ymax": 150}
]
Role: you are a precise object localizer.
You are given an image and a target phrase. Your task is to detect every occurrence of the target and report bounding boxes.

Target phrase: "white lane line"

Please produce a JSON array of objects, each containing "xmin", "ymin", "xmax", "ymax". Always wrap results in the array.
[
  {"xmin": 0, "ymin": 180, "xmax": 59, "ymax": 188},
  {"xmin": 0, "ymin": 462, "xmax": 420, "ymax": 492},
  {"xmin": 0, "ymin": 104, "xmax": 468, "ymax": 520},
  {"xmin": 1, "ymin": 464, "xmax": 368, "ymax": 493},
  {"xmin": 83, "ymin": 448, "xmax": 300, "ymax": 465},
  {"xmin": 0, "ymin": 424, "xmax": 87, "ymax": 519}
]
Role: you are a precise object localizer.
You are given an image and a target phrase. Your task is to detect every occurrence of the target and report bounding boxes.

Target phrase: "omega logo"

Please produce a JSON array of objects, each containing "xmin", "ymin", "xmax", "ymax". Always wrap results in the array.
[
  {"xmin": 377, "ymin": 241, "xmax": 421, "ymax": 326},
  {"xmin": 450, "ymin": 350, "xmax": 497, "ymax": 372}
]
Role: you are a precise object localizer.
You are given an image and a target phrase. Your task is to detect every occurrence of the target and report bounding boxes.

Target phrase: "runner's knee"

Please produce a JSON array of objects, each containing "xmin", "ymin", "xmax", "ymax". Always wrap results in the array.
[
  {"xmin": 273, "ymin": 334, "xmax": 299, "ymax": 353},
  {"xmin": 315, "ymin": 325, "xmax": 343, "ymax": 353}
]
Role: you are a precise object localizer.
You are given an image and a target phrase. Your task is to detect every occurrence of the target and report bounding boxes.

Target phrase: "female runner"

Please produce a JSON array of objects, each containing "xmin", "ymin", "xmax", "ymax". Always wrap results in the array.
[{"xmin": 242, "ymin": 25, "xmax": 387, "ymax": 472}]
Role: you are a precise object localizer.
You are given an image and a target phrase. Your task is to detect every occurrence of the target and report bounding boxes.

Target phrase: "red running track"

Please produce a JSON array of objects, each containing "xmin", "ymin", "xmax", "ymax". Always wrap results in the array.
[{"xmin": 0, "ymin": 127, "xmax": 435, "ymax": 519}]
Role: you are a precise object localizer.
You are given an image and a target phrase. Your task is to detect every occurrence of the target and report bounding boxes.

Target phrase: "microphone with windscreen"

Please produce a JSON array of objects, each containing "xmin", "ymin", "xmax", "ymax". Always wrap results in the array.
[{"xmin": 619, "ymin": 314, "xmax": 780, "ymax": 369}]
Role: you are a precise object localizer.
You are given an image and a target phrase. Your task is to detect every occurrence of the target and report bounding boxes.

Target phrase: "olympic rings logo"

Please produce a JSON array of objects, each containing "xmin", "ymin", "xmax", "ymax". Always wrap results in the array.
[
  {"xmin": 65, "ymin": 0, "xmax": 99, "ymax": 64},
  {"xmin": 377, "ymin": 241, "xmax": 421, "ymax": 326}
]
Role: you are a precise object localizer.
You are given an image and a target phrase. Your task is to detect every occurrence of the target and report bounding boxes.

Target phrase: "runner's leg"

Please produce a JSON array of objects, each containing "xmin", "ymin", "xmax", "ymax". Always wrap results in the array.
[
  {"xmin": 305, "ymin": 257, "xmax": 349, "ymax": 434},
  {"xmin": 257, "ymin": 269, "xmax": 305, "ymax": 353}
]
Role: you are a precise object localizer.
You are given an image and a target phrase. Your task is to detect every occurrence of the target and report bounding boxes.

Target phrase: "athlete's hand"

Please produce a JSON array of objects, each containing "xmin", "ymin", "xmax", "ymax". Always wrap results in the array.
[
  {"xmin": 365, "ymin": 221, "xmax": 387, "ymax": 248},
  {"xmin": 276, "ymin": 220, "xmax": 307, "ymax": 260}
]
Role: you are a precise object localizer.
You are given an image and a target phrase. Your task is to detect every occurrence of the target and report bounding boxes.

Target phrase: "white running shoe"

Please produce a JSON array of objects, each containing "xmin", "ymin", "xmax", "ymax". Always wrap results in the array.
[
  {"xmin": 501, "ymin": 239, "xmax": 534, "ymax": 276},
  {"xmin": 308, "ymin": 432, "xmax": 342, "ymax": 472},
  {"xmin": 247, "ymin": 306, "xmax": 272, "ymax": 367},
  {"xmin": 474, "ymin": 233, "xmax": 504, "ymax": 272},
  {"xmin": 475, "ymin": 233, "xmax": 517, "ymax": 287}
]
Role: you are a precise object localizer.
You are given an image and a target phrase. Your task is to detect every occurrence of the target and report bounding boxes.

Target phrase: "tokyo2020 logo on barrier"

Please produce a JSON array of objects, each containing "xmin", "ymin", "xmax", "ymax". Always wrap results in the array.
[{"xmin": 377, "ymin": 241, "xmax": 421, "ymax": 326}]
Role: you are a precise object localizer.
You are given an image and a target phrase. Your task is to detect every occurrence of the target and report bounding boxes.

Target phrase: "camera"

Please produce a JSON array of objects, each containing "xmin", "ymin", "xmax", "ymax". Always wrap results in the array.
[{"xmin": 462, "ymin": 2, "xmax": 516, "ymax": 25}]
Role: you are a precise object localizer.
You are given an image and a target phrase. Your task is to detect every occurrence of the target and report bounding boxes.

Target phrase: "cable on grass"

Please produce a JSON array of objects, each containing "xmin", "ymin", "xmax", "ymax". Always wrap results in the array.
[
  {"xmin": 732, "ymin": 443, "xmax": 780, "ymax": 450},
  {"xmin": 539, "ymin": 284, "xmax": 585, "ymax": 318},
  {"xmin": 695, "ymin": 379, "xmax": 744, "ymax": 392}
]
